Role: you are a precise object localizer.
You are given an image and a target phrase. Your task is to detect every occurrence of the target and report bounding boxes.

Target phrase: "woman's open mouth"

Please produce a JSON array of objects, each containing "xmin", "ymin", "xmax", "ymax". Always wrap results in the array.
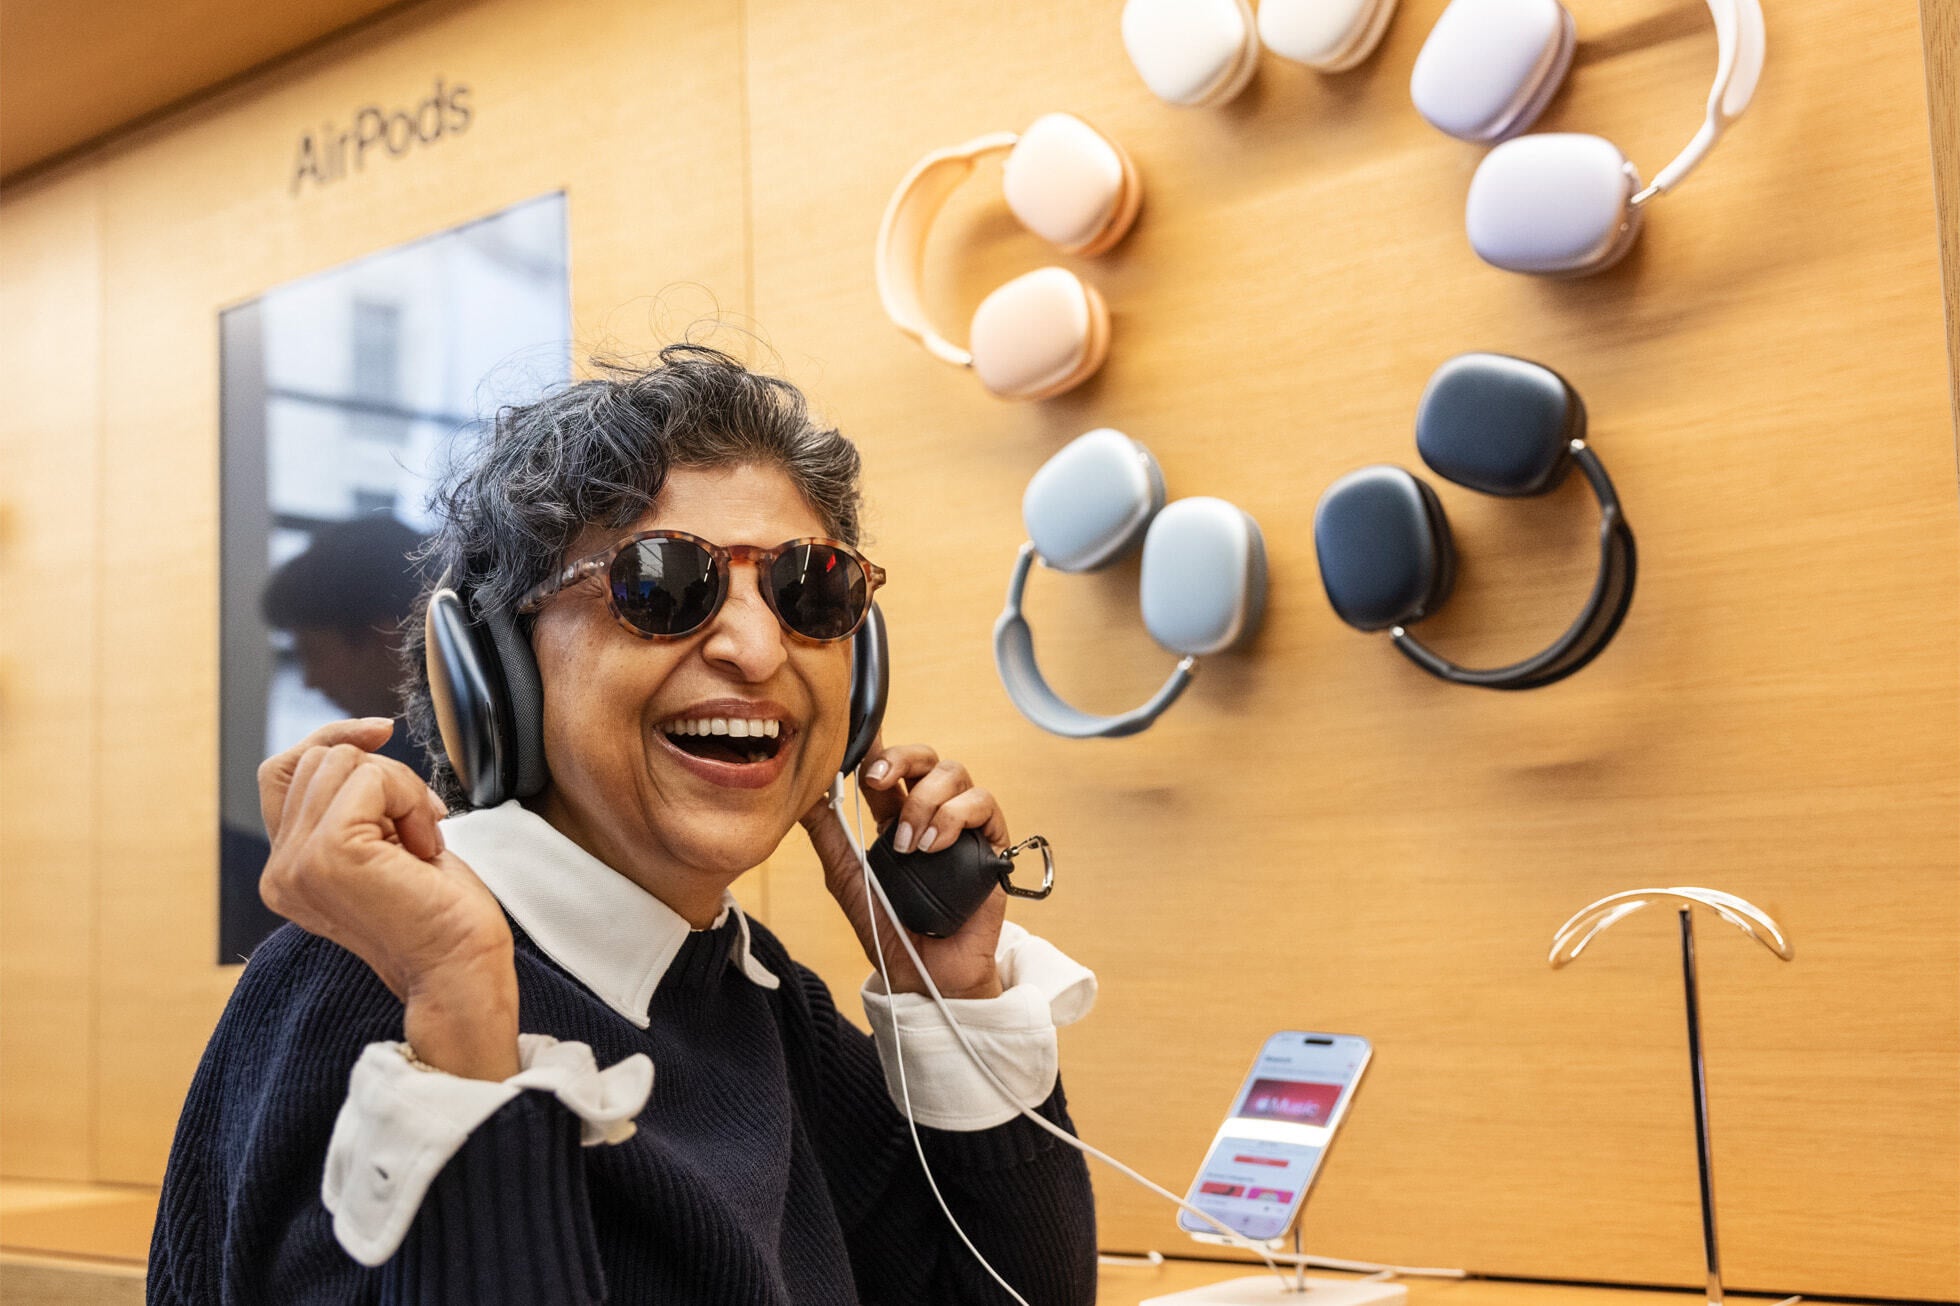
[{"xmin": 655, "ymin": 710, "xmax": 795, "ymax": 789}]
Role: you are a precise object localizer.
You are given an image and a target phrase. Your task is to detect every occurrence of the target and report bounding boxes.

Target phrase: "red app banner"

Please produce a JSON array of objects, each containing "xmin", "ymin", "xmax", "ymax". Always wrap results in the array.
[{"xmin": 1241, "ymin": 1078, "xmax": 1342, "ymax": 1125}]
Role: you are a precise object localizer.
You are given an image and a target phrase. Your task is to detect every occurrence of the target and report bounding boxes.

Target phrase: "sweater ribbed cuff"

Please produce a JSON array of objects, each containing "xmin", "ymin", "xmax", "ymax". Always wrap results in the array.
[
  {"xmin": 324, "ymin": 1036, "xmax": 650, "ymax": 1268},
  {"xmin": 918, "ymin": 1079, "xmax": 1078, "ymax": 1173},
  {"xmin": 380, "ymin": 1092, "xmax": 606, "ymax": 1305}
]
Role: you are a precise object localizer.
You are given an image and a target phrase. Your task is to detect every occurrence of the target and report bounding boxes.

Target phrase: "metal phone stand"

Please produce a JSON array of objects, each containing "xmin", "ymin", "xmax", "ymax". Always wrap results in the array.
[{"xmin": 1550, "ymin": 887, "xmax": 1797, "ymax": 1306}]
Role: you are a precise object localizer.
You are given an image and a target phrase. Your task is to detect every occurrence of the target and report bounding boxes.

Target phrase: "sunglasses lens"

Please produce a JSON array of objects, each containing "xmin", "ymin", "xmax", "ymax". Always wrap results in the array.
[
  {"xmin": 768, "ymin": 543, "xmax": 870, "ymax": 641},
  {"xmin": 611, "ymin": 538, "xmax": 721, "ymax": 636}
]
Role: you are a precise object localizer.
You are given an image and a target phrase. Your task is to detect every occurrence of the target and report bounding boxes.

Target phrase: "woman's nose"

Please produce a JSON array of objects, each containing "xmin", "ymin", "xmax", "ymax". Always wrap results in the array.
[{"xmin": 699, "ymin": 568, "xmax": 787, "ymax": 682}]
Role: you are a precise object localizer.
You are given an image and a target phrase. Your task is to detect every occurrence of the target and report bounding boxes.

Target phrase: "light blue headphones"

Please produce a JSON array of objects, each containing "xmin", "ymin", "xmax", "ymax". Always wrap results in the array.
[{"xmin": 994, "ymin": 428, "xmax": 1268, "ymax": 738}]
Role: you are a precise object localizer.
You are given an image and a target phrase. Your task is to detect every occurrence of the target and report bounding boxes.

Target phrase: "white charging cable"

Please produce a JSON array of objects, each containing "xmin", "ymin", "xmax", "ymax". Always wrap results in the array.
[
  {"xmin": 835, "ymin": 781, "xmax": 1470, "ymax": 1296},
  {"xmin": 841, "ymin": 784, "xmax": 1308, "ymax": 1298}
]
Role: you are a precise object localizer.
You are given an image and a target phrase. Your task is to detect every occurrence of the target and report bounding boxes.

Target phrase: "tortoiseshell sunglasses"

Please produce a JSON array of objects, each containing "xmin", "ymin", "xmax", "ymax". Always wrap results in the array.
[{"xmin": 517, "ymin": 530, "xmax": 887, "ymax": 644}]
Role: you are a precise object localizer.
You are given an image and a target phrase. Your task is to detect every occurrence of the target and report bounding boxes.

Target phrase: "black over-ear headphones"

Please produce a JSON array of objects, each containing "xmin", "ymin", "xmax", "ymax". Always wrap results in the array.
[
  {"xmin": 1313, "ymin": 353, "xmax": 1636, "ymax": 690},
  {"xmin": 424, "ymin": 574, "xmax": 889, "ymax": 808}
]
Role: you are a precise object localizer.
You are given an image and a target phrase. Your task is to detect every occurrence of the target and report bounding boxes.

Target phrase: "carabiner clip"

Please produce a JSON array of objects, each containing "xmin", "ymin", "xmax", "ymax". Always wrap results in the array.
[{"xmin": 999, "ymin": 835, "xmax": 1056, "ymax": 900}]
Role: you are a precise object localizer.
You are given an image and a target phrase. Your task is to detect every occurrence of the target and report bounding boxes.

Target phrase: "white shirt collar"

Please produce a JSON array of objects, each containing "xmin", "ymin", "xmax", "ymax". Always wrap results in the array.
[{"xmin": 438, "ymin": 800, "xmax": 780, "ymax": 1030}]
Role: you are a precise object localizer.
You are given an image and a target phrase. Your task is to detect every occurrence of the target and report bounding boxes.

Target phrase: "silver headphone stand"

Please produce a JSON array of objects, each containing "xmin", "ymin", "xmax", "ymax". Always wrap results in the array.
[{"xmin": 1551, "ymin": 887, "xmax": 1802, "ymax": 1306}]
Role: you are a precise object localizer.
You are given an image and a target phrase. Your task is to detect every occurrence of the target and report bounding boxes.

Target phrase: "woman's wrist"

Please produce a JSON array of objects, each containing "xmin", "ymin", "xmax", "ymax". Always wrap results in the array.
[
  {"xmin": 893, "ymin": 963, "xmax": 1003, "ymax": 1002},
  {"xmin": 943, "ymin": 969, "xmax": 1005, "ymax": 1001},
  {"xmin": 403, "ymin": 954, "xmax": 521, "ymax": 1080}
]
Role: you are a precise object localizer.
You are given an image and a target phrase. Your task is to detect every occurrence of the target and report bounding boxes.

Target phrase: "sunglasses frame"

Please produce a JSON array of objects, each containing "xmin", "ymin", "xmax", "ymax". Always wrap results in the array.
[{"xmin": 516, "ymin": 529, "xmax": 887, "ymax": 645}]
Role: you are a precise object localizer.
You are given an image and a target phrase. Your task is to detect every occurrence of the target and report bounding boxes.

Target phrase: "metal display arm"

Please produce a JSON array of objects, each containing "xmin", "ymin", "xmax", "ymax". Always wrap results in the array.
[{"xmin": 1550, "ymin": 887, "xmax": 1801, "ymax": 1306}]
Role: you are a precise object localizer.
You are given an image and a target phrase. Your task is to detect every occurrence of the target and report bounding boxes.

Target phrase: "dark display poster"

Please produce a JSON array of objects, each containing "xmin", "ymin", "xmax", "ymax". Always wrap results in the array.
[{"xmin": 218, "ymin": 194, "xmax": 571, "ymax": 961}]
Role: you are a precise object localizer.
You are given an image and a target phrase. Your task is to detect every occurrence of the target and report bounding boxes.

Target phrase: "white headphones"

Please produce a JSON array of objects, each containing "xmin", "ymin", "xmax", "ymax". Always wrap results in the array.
[
  {"xmin": 1121, "ymin": 0, "xmax": 1400, "ymax": 106},
  {"xmin": 875, "ymin": 113, "xmax": 1142, "ymax": 401},
  {"xmin": 994, "ymin": 429, "xmax": 1267, "ymax": 738},
  {"xmin": 1411, "ymin": 0, "xmax": 1766, "ymax": 275}
]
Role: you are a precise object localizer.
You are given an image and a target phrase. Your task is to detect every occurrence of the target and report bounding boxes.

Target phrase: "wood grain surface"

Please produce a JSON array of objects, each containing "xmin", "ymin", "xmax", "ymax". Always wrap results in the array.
[
  {"xmin": 742, "ymin": 0, "xmax": 1960, "ymax": 1297},
  {"xmin": 1926, "ymin": 0, "xmax": 1960, "ymax": 423},
  {"xmin": 0, "ymin": 0, "xmax": 1953, "ymax": 1298}
]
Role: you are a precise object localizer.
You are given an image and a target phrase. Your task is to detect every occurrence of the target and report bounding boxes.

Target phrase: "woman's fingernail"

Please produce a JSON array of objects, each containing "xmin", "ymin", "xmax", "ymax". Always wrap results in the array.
[
  {"xmin": 918, "ymin": 826, "xmax": 938, "ymax": 853},
  {"xmin": 867, "ymin": 760, "xmax": 889, "ymax": 782},
  {"xmin": 893, "ymin": 822, "xmax": 914, "ymax": 854}
]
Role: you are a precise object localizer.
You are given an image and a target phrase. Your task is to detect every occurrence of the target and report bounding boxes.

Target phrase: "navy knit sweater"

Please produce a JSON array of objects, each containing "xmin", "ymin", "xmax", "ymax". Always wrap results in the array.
[{"xmin": 147, "ymin": 913, "xmax": 1098, "ymax": 1304}]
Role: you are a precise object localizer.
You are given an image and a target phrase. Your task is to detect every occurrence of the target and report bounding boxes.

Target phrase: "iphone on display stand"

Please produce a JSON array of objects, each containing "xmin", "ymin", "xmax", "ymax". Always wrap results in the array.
[{"xmin": 1142, "ymin": 1032, "xmax": 1405, "ymax": 1305}]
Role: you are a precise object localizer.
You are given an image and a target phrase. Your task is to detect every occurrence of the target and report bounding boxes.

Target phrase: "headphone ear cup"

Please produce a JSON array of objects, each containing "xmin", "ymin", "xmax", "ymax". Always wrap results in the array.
[
  {"xmin": 1139, "ymin": 498, "xmax": 1268, "ymax": 656},
  {"xmin": 1259, "ymin": 0, "xmax": 1399, "ymax": 72},
  {"xmin": 1000, "ymin": 113, "xmax": 1141, "ymax": 255},
  {"xmin": 841, "ymin": 604, "xmax": 890, "ymax": 778},
  {"xmin": 1416, "ymin": 352, "xmax": 1585, "ymax": 495},
  {"xmin": 482, "ymin": 605, "xmax": 548, "ymax": 801},
  {"xmin": 1121, "ymin": 0, "xmax": 1259, "ymax": 106},
  {"xmin": 1465, "ymin": 134, "xmax": 1644, "ymax": 275},
  {"xmin": 1314, "ymin": 467, "xmax": 1456, "ymax": 631},
  {"xmin": 425, "ymin": 588, "xmax": 515, "ymax": 808},
  {"xmin": 1022, "ymin": 428, "xmax": 1166, "ymax": 571},
  {"xmin": 1410, "ymin": 0, "xmax": 1574, "ymax": 142},
  {"xmin": 970, "ymin": 268, "xmax": 1109, "ymax": 400}
]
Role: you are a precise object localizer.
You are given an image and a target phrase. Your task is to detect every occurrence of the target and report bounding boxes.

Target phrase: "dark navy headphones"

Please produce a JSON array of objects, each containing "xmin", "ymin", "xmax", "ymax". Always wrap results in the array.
[
  {"xmin": 422, "ymin": 574, "xmax": 889, "ymax": 808},
  {"xmin": 1313, "ymin": 353, "xmax": 1636, "ymax": 690}
]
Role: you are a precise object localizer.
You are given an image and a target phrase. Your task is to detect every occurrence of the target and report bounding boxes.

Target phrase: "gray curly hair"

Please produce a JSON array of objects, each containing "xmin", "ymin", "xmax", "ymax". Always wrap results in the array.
[{"xmin": 400, "ymin": 344, "xmax": 863, "ymax": 808}]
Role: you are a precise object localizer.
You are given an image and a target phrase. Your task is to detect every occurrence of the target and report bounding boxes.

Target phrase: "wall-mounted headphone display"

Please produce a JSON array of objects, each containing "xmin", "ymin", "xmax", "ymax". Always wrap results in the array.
[
  {"xmin": 875, "ymin": 113, "xmax": 1141, "ymax": 401},
  {"xmin": 1313, "ymin": 353, "xmax": 1635, "ymax": 689},
  {"xmin": 1410, "ymin": 0, "xmax": 1766, "ymax": 275},
  {"xmin": 994, "ymin": 428, "xmax": 1267, "ymax": 737},
  {"xmin": 1121, "ymin": 0, "xmax": 1399, "ymax": 107}
]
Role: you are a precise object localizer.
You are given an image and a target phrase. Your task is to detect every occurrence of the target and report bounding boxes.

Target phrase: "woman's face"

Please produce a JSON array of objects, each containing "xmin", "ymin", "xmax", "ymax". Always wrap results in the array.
[{"xmin": 527, "ymin": 462, "xmax": 855, "ymax": 916}]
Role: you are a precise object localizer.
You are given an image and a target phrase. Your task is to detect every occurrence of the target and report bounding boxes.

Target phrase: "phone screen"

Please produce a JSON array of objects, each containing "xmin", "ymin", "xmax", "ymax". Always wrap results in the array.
[{"xmin": 1177, "ymin": 1031, "xmax": 1371, "ymax": 1241}]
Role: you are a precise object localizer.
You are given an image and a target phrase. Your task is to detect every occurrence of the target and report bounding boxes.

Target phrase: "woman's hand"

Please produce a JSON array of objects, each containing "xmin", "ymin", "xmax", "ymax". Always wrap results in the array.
[
  {"xmin": 257, "ymin": 718, "xmax": 520, "ymax": 1080},
  {"xmin": 800, "ymin": 742, "xmax": 1010, "ymax": 1001}
]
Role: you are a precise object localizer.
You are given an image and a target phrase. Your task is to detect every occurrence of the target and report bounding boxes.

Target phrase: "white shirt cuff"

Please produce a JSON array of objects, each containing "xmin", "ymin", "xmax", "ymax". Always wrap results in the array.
[
  {"xmin": 321, "ymin": 1033, "xmax": 653, "ymax": 1267},
  {"xmin": 859, "ymin": 922, "xmax": 1097, "ymax": 1132}
]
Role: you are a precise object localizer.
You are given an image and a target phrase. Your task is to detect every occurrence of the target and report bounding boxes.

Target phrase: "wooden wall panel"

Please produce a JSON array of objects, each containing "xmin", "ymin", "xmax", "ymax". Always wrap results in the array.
[
  {"xmin": 79, "ymin": 0, "xmax": 751, "ymax": 1183},
  {"xmin": 0, "ymin": 167, "xmax": 104, "ymax": 1181},
  {"xmin": 744, "ymin": 0, "xmax": 1960, "ymax": 1298},
  {"xmin": 0, "ymin": 0, "xmax": 406, "ymax": 181},
  {"xmin": 0, "ymin": 0, "xmax": 1952, "ymax": 1297},
  {"xmin": 1928, "ymin": 0, "xmax": 1960, "ymax": 415}
]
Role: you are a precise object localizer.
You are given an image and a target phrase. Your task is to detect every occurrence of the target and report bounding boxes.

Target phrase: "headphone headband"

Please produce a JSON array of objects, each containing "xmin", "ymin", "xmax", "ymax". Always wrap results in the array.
[
  {"xmin": 1637, "ymin": 0, "xmax": 1765, "ymax": 203},
  {"xmin": 874, "ymin": 130, "xmax": 1021, "ymax": 369},
  {"xmin": 993, "ymin": 543, "xmax": 1199, "ymax": 739},
  {"xmin": 1389, "ymin": 441, "xmax": 1636, "ymax": 690}
]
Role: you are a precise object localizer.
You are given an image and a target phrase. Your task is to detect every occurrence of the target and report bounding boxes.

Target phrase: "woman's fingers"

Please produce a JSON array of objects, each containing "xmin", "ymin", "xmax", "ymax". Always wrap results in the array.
[
  {"xmin": 890, "ymin": 758, "xmax": 974, "ymax": 854},
  {"xmin": 368, "ymin": 754, "xmax": 447, "ymax": 860},
  {"xmin": 914, "ymin": 785, "xmax": 1009, "ymax": 857},
  {"xmin": 858, "ymin": 740, "xmax": 932, "ymax": 826},
  {"xmin": 860, "ymin": 742, "xmax": 937, "ymax": 788},
  {"xmin": 859, "ymin": 745, "xmax": 1011, "ymax": 855},
  {"xmin": 289, "ymin": 744, "xmax": 368, "ymax": 844},
  {"xmin": 258, "ymin": 717, "xmax": 395, "ymax": 836}
]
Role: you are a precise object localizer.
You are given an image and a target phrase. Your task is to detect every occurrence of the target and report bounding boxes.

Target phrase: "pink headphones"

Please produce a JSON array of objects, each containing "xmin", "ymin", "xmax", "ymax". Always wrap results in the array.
[{"xmin": 875, "ymin": 113, "xmax": 1142, "ymax": 401}]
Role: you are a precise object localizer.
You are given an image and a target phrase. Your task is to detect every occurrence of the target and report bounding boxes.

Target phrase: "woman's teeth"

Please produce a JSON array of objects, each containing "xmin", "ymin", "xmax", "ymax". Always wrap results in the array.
[
  {"xmin": 662, "ymin": 717, "xmax": 782, "ymax": 739},
  {"xmin": 659, "ymin": 715, "xmax": 787, "ymax": 766}
]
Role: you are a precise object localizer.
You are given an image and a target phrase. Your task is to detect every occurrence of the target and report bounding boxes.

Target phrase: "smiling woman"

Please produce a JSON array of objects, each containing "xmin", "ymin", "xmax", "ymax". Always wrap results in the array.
[{"xmin": 148, "ymin": 345, "xmax": 1100, "ymax": 1305}]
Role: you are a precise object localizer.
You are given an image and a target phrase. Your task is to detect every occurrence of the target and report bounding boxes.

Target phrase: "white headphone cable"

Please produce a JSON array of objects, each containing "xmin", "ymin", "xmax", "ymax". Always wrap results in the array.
[
  {"xmin": 840, "ymin": 781, "xmax": 1298, "ymax": 1297},
  {"xmin": 836, "ymin": 780, "xmax": 1470, "ymax": 1290}
]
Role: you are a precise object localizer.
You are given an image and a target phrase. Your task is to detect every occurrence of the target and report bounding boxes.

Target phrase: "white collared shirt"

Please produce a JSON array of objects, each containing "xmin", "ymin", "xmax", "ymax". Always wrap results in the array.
[{"xmin": 321, "ymin": 800, "xmax": 1097, "ymax": 1266}]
